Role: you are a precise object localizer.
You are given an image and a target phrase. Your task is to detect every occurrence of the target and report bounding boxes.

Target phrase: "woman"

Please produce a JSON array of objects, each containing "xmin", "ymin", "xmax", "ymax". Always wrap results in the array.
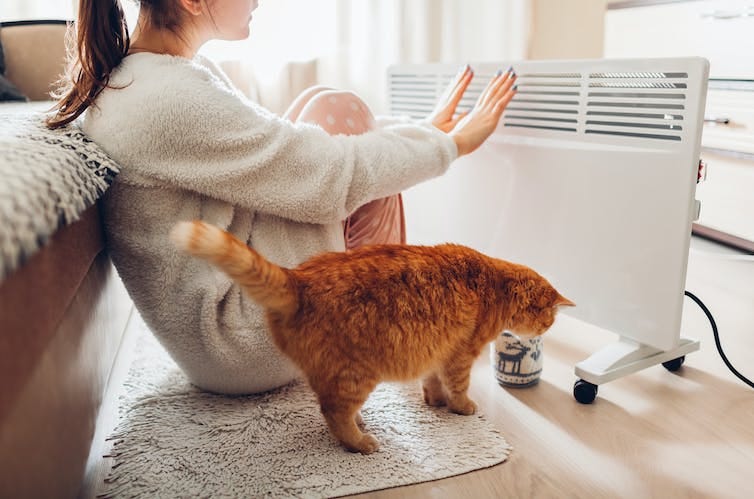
[{"xmin": 48, "ymin": 0, "xmax": 517, "ymax": 394}]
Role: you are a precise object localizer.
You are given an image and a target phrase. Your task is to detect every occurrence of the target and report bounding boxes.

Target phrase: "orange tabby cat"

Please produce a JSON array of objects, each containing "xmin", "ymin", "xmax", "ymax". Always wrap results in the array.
[{"xmin": 170, "ymin": 220, "xmax": 573, "ymax": 454}]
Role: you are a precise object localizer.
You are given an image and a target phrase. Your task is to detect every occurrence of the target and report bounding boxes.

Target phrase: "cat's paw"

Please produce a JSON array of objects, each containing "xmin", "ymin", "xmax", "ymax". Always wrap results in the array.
[
  {"xmin": 422, "ymin": 386, "xmax": 447, "ymax": 407},
  {"xmin": 449, "ymin": 397, "xmax": 477, "ymax": 416},
  {"xmin": 353, "ymin": 433, "xmax": 380, "ymax": 455}
]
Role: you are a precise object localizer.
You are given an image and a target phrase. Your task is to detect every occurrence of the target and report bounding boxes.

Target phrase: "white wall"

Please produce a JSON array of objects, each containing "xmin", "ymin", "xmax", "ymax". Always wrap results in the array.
[
  {"xmin": 0, "ymin": 0, "xmax": 75, "ymax": 21},
  {"xmin": 528, "ymin": 0, "xmax": 608, "ymax": 59}
]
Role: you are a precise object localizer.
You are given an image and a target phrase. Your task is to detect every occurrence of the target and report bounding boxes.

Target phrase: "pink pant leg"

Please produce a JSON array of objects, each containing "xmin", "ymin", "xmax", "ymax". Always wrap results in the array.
[
  {"xmin": 293, "ymin": 89, "xmax": 406, "ymax": 248},
  {"xmin": 283, "ymin": 85, "xmax": 334, "ymax": 122}
]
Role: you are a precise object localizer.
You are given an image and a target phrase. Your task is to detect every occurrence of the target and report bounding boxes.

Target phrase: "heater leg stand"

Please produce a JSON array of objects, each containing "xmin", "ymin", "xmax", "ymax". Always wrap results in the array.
[{"xmin": 573, "ymin": 336, "xmax": 700, "ymax": 404}]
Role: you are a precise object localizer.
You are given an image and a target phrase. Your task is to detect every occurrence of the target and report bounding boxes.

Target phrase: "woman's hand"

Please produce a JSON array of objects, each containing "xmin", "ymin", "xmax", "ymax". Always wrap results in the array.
[
  {"xmin": 449, "ymin": 68, "xmax": 516, "ymax": 157},
  {"xmin": 428, "ymin": 65, "xmax": 474, "ymax": 133}
]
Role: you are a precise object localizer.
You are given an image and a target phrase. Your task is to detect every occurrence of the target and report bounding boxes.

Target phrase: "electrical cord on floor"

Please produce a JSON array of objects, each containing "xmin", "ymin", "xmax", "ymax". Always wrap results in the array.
[{"xmin": 684, "ymin": 290, "xmax": 754, "ymax": 389}]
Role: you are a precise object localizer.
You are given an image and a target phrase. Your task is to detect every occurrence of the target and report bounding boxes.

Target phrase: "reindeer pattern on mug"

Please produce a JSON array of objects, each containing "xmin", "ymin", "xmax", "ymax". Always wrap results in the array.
[{"xmin": 494, "ymin": 331, "xmax": 543, "ymax": 386}]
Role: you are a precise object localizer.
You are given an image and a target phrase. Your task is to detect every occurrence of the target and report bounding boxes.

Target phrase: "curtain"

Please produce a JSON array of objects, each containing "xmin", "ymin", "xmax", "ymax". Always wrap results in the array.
[
  {"xmin": 207, "ymin": 0, "xmax": 531, "ymax": 114},
  {"xmin": 202, "ymin": 0, "xmax": 337, "ymax": 111},
  {"xmin": 323, "ymin": 0, "xmax": 531, "ymax": 112},
  {"xmin": 1, "ymin": 0, "xmax": 530, "ymax": 114}
]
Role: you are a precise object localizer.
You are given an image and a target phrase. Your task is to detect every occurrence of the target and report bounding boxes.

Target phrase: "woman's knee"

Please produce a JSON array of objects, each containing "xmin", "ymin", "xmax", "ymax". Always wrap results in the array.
[
  {"xmin": 284, "ymin": 85, "xmax": 336, "ymax": 121},
  {"xmin": 298, "ymin": 89, "xmax": 375, "ymax": 135}
]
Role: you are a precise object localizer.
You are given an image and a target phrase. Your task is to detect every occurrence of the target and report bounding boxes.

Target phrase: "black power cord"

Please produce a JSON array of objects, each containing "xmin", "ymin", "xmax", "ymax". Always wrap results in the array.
[{"xmin": 684, "ymin": 290, "xmax": 754, "ymax": 389}]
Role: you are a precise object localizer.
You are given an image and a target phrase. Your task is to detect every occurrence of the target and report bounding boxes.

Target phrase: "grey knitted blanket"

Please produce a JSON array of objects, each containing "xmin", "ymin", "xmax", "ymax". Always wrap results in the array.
[{"xmin": 0, "ymin": 108, "xmax": 120, "ymax": 280}]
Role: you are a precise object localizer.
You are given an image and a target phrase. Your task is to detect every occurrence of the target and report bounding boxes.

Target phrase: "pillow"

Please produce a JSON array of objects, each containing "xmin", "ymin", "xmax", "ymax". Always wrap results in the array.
[{"xmin": 0, "ymin": 29, "xmax": 28, "ymax": 102}]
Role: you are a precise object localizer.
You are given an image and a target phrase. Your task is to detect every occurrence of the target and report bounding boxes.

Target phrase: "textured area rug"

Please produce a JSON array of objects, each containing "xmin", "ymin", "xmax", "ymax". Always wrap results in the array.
[{"xmin": 98, "ymin": 321, "xmax": 511, "ymax": 498}]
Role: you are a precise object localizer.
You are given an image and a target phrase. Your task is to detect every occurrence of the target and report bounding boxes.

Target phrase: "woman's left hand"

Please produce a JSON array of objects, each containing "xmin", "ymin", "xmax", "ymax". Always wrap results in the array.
[{"xmin": 428, "ymin": 65, "xmax": 474, "ymax": 133}]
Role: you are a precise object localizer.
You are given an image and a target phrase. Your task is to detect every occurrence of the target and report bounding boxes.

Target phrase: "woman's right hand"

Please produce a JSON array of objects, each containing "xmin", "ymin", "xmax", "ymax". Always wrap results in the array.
[{"xmin": 449, "ymin": 69, "xmax": 517, "ymax": 157}]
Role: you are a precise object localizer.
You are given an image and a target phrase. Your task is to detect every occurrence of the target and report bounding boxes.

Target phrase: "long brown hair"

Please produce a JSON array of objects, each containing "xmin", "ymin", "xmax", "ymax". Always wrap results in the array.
[
  {"xmin": 47, "ymin": 1, "xmax": 203, "ymax": 129},
  {"xmin": 46, "ymin": 0, "xmax": 130, "ymax": 129}
]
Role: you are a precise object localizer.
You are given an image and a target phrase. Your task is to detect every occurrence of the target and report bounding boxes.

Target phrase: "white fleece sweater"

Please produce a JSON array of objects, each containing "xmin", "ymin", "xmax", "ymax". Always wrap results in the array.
[{"xmin": 82, "ymin": 53, "xmax": 457, "ymax": 394}]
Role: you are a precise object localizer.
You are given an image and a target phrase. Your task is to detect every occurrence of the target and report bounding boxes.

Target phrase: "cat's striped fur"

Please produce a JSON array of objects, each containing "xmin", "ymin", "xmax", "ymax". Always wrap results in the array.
[{"xmin": 171, "ymin": 220, "xmax": 573, "ymax": 454}]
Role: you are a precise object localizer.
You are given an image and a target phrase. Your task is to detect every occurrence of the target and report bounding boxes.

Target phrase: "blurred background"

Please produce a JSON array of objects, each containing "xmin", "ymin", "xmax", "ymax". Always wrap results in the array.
[{"xmin": 0, "ymin": 0, "xmax": 606, "ymax": 112}]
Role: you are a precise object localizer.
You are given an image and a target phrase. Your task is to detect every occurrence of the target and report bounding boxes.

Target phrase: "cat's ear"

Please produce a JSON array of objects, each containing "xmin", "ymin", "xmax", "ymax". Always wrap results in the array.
[{"xmin": 554, "ymin": 294, "xmax": 576, "ymax": 307}]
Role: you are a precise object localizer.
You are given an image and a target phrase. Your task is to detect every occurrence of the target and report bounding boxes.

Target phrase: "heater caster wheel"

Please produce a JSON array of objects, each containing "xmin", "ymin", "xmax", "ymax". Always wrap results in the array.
[
  {"xmin": 662, "ymin": 356, "xmax": 685, "ymax": 372},
  {"xmin": 573, "ymin": 379, "xmax": 598, "ymax": 404}
]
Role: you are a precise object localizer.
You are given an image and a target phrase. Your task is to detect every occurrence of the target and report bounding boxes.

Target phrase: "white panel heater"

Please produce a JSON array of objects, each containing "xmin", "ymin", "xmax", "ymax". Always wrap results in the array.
[{"xmin": 388, "ymin": 58, "xmax": 709, "ymax": 402}]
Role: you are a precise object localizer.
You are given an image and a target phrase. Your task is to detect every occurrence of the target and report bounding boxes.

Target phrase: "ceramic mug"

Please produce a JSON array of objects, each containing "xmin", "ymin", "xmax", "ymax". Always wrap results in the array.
[{"xmin": 490, "ymin": 331, "xmax": 544, "ymax": 388}]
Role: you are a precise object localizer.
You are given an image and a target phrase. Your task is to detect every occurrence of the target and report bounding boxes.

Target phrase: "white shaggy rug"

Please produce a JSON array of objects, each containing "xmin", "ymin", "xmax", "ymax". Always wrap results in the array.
[{"xmin": 98, "ymin": 321, "xmax": 512, "ymax": 498}]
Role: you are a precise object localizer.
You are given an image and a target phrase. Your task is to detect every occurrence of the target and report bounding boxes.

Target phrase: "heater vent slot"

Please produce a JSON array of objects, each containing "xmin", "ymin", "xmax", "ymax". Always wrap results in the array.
[
  {"xmin": 507, "ymin": 107, "xmax": 578, "ymax": 115},
  {"xmin": 589, "ymin": 71, "xmax": 688, "ymax": 79},
  {"xmin": 585, "ymin": 120, "xmax": 682, "ymax": 131},
  {"xmin": 590, "ymin": 82, "xmax": 687, "ymax": 89},
  {"xmin": 388, "ymin": 64, "xmax": 697, "ymax": 143},
  {"xmin": 586, "ymin": 111, "xmax": 683, "ymax": 120},
  {"xmin": 584, "ymin": 70, "xmax": 689, "ymax": 142},
  {"xmin": 520, "ymin": 72, "xmax": 582, "ymax": 78},
  {"xmin": 502, "ymin": 72, "xmax": 582, "ymax": 134},
  {"xmin": 388, "ymin": 72, "xmax": 455, "ymax": 119},
  {"xmin": 588, "ymin": 92, "xmax": 685, "ymax": 99},
  {"xmin": 584, "ymin": 130, "xmax": 682, "ymax": 141},
  {"xmin": 587, "ymin": 101, "xmax": 685, "ymax": 109},
  {"xmin": 506, "ymin": 123, "xmax": 579, "ymax": 133}
]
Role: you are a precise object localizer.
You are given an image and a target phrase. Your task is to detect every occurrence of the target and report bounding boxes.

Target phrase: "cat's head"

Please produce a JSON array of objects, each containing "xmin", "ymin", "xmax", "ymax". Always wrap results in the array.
[{"xmin": 501, "ymin": 265, "xmax": 574, "ymax": 337}]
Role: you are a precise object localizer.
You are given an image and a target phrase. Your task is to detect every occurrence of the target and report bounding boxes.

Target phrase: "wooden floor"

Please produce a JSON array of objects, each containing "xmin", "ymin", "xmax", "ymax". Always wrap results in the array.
[{"xmin": 80, "ymin": 236, "xmax": 754, "ymax": 499}]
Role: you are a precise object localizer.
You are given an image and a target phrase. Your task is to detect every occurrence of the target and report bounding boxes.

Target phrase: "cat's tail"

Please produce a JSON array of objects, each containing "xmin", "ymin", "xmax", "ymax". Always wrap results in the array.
[{"xmin": 170, "ymin": 221, "xmax": 297, "ymax": 314}]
